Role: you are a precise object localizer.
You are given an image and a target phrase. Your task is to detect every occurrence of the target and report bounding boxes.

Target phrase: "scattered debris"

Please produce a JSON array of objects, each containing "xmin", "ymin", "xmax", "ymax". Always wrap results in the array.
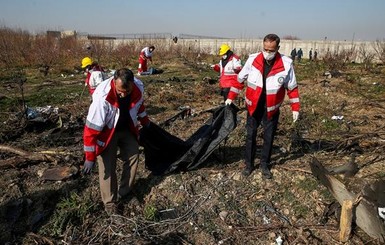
[
  {"xmin": 328, "ymin": 154, "xmax": 359, "ymax": 177},
  {"xmin": 0, "ymin": 145, "xmax": 56, "ymax": 169},
  {"xmin": 311, "ymin": 157, "xmax": 385, "ymax": 242},
  {"xmin": 276, "ymin": 235, "xmax": 283, "ymax": 245},
  {"xmin": 331, "ymin": 115, "xmax": 344, "ymax": 120},
  {"xmin": 40, "ymin": 166, "xmax": 79, "ymax": 181}
]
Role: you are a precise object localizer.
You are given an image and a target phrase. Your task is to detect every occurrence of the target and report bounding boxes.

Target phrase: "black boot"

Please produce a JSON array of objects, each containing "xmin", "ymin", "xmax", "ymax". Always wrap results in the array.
[
  {"xmin": 242, "ymin": 163, "xmax": 254, "ymax": 177},
  {"xmin": 260, "ymin": 164, "xmax": 272, "ymax": 179}
]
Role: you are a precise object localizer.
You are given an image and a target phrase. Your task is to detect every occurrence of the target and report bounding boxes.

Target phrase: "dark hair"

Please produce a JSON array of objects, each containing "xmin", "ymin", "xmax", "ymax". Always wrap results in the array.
[
  {"xmin": 263, "ymin": 34, "xmax": 280, "ymax": 46},
  {"xmin": 149, "ymin": 45, "xmax": 155, "ymax": 50},
  {"xmin": 114, "ymin": 68, "xmax": 134, "ymax": 89}
]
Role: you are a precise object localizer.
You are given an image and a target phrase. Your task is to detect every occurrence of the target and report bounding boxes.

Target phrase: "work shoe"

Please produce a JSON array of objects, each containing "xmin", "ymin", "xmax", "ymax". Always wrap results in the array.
[
  {"xmin": 105, "ymin": 203, "xmax": 119, "ymax": 216},
  {"xmin": 242, "ymin": 167, "xmax": 253, "ymax": 177},
  {"xmin": 260, "ymin": 166, "xmax": 273, "ymax": 179}
]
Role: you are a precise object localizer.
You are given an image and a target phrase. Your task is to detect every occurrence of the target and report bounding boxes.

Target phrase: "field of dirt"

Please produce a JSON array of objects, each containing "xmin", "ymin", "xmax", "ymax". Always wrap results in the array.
[{"xmin": 1, "ymin": 56, "xmax": 385, "ymax": 244}]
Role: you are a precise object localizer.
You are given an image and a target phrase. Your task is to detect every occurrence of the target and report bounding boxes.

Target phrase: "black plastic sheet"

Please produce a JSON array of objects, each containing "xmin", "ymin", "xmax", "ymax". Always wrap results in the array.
[{"xmin": 140, "ymin": 105, "xmax": 239, "ymax": 175}]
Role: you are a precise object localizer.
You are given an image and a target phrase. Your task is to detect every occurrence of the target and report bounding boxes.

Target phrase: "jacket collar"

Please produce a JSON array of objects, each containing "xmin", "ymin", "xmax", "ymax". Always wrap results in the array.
[
  {"xmin": 252, "ymin": 52, "xmax": 285, "ymax": 76},
  {"xmin": 106, "ymin": 79, "xmax": 141, "ymax": 108}
]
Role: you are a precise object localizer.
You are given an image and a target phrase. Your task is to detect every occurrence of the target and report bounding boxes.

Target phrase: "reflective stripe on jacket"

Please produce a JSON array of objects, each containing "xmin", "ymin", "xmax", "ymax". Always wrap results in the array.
[
  {"xmin": 213, "ymin": 54, "xmax": 243, "ymax": 89},
  {"xmin": 139, "ymin": 47, "xmax": 153, "ymax": 61},
  {"xmin": 228, "ymin": 52, "xmax": 300, "ymax": 119},
  {"xmin": 83, "ymin": 77, "xmax": 149, "ymax": 161}
]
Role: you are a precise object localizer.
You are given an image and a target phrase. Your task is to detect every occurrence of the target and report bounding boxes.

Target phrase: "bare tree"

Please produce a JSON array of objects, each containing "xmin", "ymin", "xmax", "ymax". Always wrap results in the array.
[
  {"xmin": 32, "ymin": 34, "xmax": 61, "ymax": 75},
  {"xmin": 282, "ymin": 35, "xmax": 301, "ymax": 40},
  {"xmin": 323, "ymin": 44, "xmax": 357, "ymax": 71},
  {"xmin": 373, "ymin": 39, "xmax": 385, "ymax": 64},
  {"xmin": 0, "ymin": 27, "xmax": 32, "ymax": 68},
  {"xmin": 111, "ymin": 42, "xmax": 137, "ymax": 68},
  {"xmin": 58, "ymin": 36, "xmax": 83, "ymax": 69},
  {"xmin": 359, "ymin": 44, "xmax": 376, "ymax": 71},
  {"xmin": 87, "ymin": 39, "xmax": 114, "ymax": 65}
]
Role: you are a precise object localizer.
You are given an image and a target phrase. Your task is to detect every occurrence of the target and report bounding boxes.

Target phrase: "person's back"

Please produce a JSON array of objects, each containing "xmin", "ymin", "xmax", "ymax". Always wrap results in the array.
[
  {"xmin": 298, "ymin": 48, "xmax": 303, "ymax": 56},
  {"xmin": 290, "ymin": 48, "xmax": 297, "ymax": 61},
  {"xmin": 297, "ymin": 48, "xmax": 303, "ymax": 62},
  {"xmin": 88, "ymin": 64, "xmax": 106, "ymax": 94},
  {"xmin": 81, "ymin": 57, "xmax": 106, "ymax": 95}
]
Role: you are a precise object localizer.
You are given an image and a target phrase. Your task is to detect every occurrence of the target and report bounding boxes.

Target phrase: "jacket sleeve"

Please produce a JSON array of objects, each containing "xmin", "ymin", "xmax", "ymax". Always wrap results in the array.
[
  {"xmin": 227, "ymin": 56, "xmax": 252, "ymax": 100},
  {"xmin": 232, "ymin": 56, "xmax": 243, "ymax": 74},
  {"xmin": 133, "ymin": 78, "xmax": 150, "ymax": 127},
  {"xmin": 212, "ymin": 64, "xmax": 220, "ymax": 72},
  {"xmin": 285, "ymin": 64, "xmax": 300, "ymax": 112},
  {"xmin": 138, "ymin": 103, "xmax": 150, "ymax": 126},
  {"xmin": 83, "ymin": 98, "xmax": 106, "ymax": 161}
]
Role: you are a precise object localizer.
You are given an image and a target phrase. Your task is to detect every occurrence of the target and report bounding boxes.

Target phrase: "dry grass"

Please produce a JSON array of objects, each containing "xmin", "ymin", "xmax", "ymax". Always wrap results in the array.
[{"xmin": 0, "ymin": 53, "xmax": 385, "ymax": 244}]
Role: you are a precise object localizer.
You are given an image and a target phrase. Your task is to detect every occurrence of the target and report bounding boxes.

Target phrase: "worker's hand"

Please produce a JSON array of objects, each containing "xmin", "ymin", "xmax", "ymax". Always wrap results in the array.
[
  {"xmin": 210, "ymin": 64, "xmax": 215, "ymax": 68},
  {"xmin": 84, "ymin": 82, "xmax": 88, "ymax": 87},
  {"xmin": 292, "ymin": 111, "xmax": 299, "ymax": 123},
  {"xmin": 82, "ymin": 160, "xmax": 95, "ymax": 174},
  {"xmin": 225, "ymin": 99, "xmax": 233, "ymax": 106}
]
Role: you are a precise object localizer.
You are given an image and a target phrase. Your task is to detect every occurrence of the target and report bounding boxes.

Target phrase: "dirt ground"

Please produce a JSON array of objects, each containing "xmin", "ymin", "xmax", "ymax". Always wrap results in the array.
[{"xmin": 1, "ymin": 58, "xmax": 385, "ymax": 244}]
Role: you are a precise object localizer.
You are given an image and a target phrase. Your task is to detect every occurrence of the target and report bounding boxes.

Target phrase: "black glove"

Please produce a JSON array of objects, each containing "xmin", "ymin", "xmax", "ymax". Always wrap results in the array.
[{"xmin": 82, "ymin": 160, "xmax": 95, "ymax": 174}]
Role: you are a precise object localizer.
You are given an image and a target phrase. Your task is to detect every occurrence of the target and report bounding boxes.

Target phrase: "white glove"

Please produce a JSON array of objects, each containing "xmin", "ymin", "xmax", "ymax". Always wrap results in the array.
[
  {"xmin": 210, "ymin": 64, "xmax": 215, "ymax": 68},
  {"xmin": 225, "ymin": 99, "xmax": 233, "ymax": 106},
  {"xmin": 292, "ymin": 111, "xmax": 299, "ymax": 123}
]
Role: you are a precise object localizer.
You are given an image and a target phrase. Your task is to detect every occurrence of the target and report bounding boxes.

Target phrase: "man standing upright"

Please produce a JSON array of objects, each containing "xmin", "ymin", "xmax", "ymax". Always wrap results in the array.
[
  {"xmin": 309, "ymin": 48, "xmax": 313, "ymax": 61},
  {"xmin": 290, "ymin": 48, "xmax": 297, "ymax": 62},
  {"xmin": 297, "ymin": 48, "xmax": 303, "ymax": 63},
  {"xmin": 225, "ymin": 34, "xmax": 300, "ymax": 179}
]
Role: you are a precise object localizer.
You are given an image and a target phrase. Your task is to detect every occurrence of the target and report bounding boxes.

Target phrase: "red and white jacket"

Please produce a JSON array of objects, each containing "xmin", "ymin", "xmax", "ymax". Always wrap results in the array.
[
  {"xmin": 139, "ymin": 47, "xmax": 153, "ymax": 61},
  {"xmin": 228, "ymin": 52, "xmax": 300, "ymax": 119},
  {"xmin": 85, "ymin": 65, "xmax": 106, "ymax": 95},
  {"xmin": 212, "ymin": 54, "xmax": 243, "ymax": 89},
  {"xmin": 138, "ymin": 47, "xmax": 153, "ymax": 73},
  {"xmin": 83, "ymin": 77, "xmax": 150, "ymax": 162}
]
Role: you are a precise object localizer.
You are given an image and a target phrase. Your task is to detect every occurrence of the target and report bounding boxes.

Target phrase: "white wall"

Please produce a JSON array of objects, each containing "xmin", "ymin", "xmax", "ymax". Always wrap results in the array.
[
  {"xmin": 177, "ymin": 38, "xmax": 379, "ymax": 63},
  {"xmin": 87, "ymin": 37, "xmax": 382, "ymax": 63}
]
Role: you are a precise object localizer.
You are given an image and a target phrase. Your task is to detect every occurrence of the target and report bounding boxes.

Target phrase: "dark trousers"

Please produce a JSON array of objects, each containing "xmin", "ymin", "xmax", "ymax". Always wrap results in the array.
[
  {"xmin": 245, "ymin": 108, "xmax": 279, "ymax": 170},
  {"xmin": 220, "ymin": 87, "xmax": 230, "ymax": 101}
]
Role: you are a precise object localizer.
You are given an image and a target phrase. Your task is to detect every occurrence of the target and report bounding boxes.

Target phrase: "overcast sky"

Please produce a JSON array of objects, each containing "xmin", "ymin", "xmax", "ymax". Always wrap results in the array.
[{"xmin": 0, "ymin": 0, "xmax": 384, "ymax": 41}]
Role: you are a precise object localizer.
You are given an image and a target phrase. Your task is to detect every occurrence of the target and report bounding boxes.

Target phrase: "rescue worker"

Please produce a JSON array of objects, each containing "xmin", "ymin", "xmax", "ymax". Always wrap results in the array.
[
  {"xmin": 138, "ymin": 46, "xmax": 155, "ymax": 76},
  {"xmin": 211, "ymin": 44, "xmax": 243, "ymax": 102},
  {"xmin": 82, "ymin": 68, "xmax": 150, "ymax": 215},
  {"xmin": 81, "ymin": 57, "xmax": 106, "ymax": 95},
  {"xmin": 225, "ymin": 34, "xmax": 300, "ymax": 179}
]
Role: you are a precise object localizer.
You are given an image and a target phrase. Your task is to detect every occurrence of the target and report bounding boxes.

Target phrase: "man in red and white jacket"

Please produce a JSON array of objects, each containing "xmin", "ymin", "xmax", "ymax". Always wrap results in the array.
[
  {"xmin": 212, "ymin": 44, "xmax": 243, "ymax": 102},
  {"xmin": 226, "ymin": 34, "xmax": 300, "ymax": 179},
  {"xmin": 83, "ymin": 68, "xmax": 150, "ymax": 214}
]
